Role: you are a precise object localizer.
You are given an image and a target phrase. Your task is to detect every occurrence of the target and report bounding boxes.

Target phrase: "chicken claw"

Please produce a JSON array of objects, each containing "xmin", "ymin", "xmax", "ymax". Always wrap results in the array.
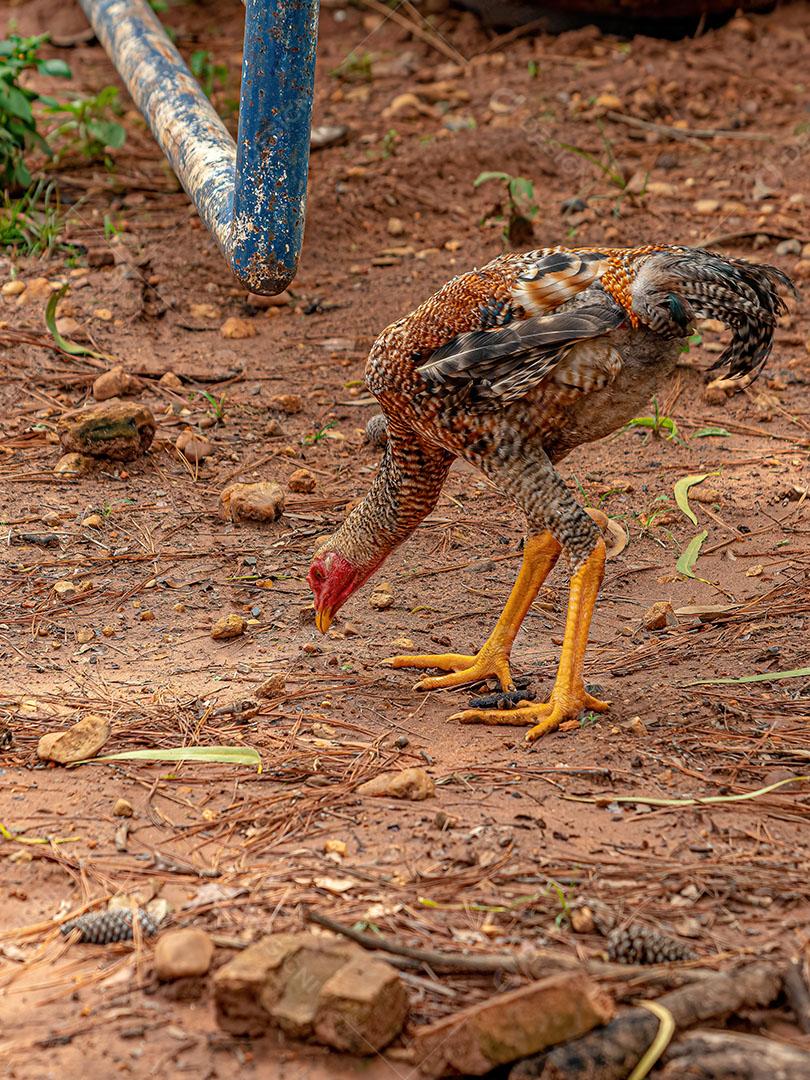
[
  {"xmin": 382, "ymin": 647, "xmax": 514, "ymax": 692},
  {"xmin": 450, "ymin": 685, "xmax": 610, "ymax": 741}
]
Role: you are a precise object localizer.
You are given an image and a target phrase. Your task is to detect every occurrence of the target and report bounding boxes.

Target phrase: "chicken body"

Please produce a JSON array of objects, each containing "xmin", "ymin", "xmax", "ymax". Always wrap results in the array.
[{"xmin": 308, "ymin": 245, "xmax": 794, "ymax": 740}]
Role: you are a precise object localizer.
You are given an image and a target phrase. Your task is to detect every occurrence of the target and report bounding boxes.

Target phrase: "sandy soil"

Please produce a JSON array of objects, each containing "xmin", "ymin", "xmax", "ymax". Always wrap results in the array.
[{"xmin": 1, "ymin": 1, "xmax": 808, "ymax": 1077}]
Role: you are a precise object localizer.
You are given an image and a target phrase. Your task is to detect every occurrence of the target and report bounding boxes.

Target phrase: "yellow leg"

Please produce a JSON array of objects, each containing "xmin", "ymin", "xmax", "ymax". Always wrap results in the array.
[
  {"xmin": 450, "ymin": 536, "xmax": 610, "ymax": 741},
  {"xmin": 382, "ymin": 532, "xmax": 562, "ymax": 692}
]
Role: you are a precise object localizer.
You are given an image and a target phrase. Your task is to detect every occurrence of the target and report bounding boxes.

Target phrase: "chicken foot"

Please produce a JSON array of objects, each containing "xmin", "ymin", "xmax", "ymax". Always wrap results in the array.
[
  {"xmin": 451, "ymin": 534, "xmax": 609, "ymax": 741},
  {"xmin": 383, "ymin": 531, "xmax": 563, "ymax": 692}
]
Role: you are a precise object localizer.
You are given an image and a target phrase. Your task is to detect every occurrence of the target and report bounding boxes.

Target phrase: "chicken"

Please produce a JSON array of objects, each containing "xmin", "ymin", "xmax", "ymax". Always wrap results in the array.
[{"xmin": 307, "ymin": 246, "xmax": 795, "ymax": 741}]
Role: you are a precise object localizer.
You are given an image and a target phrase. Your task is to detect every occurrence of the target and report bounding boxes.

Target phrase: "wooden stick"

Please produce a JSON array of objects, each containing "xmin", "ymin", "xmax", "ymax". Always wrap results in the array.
[
  {"xmin": 510, "ymin": 963, "xmax": 783, "ymax": 1080},
  {"xmin": 659, "ymin": 1029, "xmax": 810, "ymax": 1079},
  {"xmin": 605, "ymin": 111, "xmax": 772, "ymax": 142}
]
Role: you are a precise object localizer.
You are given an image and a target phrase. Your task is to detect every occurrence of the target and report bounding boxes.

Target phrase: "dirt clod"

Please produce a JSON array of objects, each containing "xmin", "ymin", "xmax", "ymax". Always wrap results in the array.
[
  {"xmin": 155, "ymin": 928, "xmax": 215, "ymax": 981},
  {"xmin": 288, "ymin": 467, "xmax": 316, "ymax": 493},
  {"xmin": 175, "ymin": 428, "xmax": 213, "ymax": 463},
  {"xmin": 269, "ymin": 393, "xmax": 303, "ymax": 415},
  {"xmin": 642, "ymin": 601, "xmax": 677, "ymax": 631},
  {"xmin": 356, "ymin": 767, "xmax": 435, "ymax": 800},
  {"xmin": 37, "ymin": 714, "xmax": 111, "ymax": 764},
  {"xmin": 58, "ymin": 402, "xmax": 156, "ymax": 462},
  {"xmin": 92, "ymin": 365, "xmax": 142, "ymax": 402},
  {"xmin": 211, "ymin": 614, "xmax": 247, "ymax": 641},
  {"xmin": 221, "ymin": 481, "xmax": 285, "ymax": 523},
  {"xmin": 220, "ymin": 316, "xmax": 257, "ymax": 340}
]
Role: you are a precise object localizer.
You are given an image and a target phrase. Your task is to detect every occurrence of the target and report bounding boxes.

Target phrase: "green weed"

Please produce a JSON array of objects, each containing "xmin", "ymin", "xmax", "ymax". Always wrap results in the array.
[
  {"xmin": 46, "ymin": 86, "xmax": 125, "ymax": 162},
  {"xmin": 474, "ymin": 171, "xmax": 539, "ymax": 247},
  {"xmin": 0, "ymin": 179, "xmax": 78, "ymax": 257},
  {"xmin": 0, "ymin": 33, "xmax": 71, "ymax": 189}
]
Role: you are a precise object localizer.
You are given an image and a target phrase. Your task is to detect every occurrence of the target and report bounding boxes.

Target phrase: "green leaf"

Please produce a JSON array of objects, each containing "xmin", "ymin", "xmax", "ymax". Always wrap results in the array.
[
  {"xmin": 37, "ymin": 58, "xmax": 72, "ymax": 78},
  {"xmin": 86, "ymin": 117, "xmax": 126, "ymax": 148},
  {"xmin": 673, "ymin": 473, "xmax": 710, "ymax": 526},
  {"xmin": 0, "ymin": 81, "xmax": 33, "ymax": 123},
  {"xmin": 474, "ymin": 171, "xmax": 510, "ymax": 187},
  {"xmin": 676, "ymin": 530, "xmax": 708, "ymax": 579},
  {"xmin": 45, "ymin": 284, "xmax": 111, "ymax": 361},
  {"xmin": 684, "ymin": 666, "xmax": 810, "ymax": 687},
  {"xmin": 88, "ymin": 745, "xmax": 262, "ymax": 770},
  {"xmin": 691, "ymin": 427, "xmax": 730, "ymax": 439}
]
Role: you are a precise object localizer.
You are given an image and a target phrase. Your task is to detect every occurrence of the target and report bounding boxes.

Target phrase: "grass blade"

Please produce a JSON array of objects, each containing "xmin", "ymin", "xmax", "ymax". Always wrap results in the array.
[
  {"xmin": 566, "ymin": 774, "xmax": 810, "ymax": 809},
  {"xmin": 685, "ymin": 666, "xmax": 810, "ymax": 687},
  {"xmin": 691, "ymin": 427, "xmax": 730, "ymax": 439},
  {"xmin": 673, "ymin": 473, "xmax": 714, "ymax": 525},
  {"xmin": 45, "ymin": 283, "xmax": 111, "ymax": 361},
  {"xmin": 86, "ymin": 745, "xmax": 262, "ymax": 771},
  {"xmin": 676, "ymin": 530, "xmax": 708, "ymax": 579}
]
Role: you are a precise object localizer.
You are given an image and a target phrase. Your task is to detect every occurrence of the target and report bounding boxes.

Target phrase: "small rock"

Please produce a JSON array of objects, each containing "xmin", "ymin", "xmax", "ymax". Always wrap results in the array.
[
  {"xmin": 627, "ymin": 715, "xmax": 648, "ymax": 737},
  {"xmin": 411, "ymin": 972, "xmax": 613, "ymax": 1074},
  {"xmin": 155, "ymin": 928, "xmax": 215, "ymax": 981},
  {"xmin": 268, "ymin": 393, "xmax": 303, "ymax": 415},
  {"xmin": 53, "ymin": 580, "xmax": 77, "ymax": 597},
  {"xmin": 256, "ymin": 673, "xmax": 286, "ymax": 699},
  {"xmin": 1, "ymin": 279, "xmax": 25, "ymax": 297},
  {"xmin": 211, "ymin": 614, "xmax": 247, "ymax": 641},
  {"xmin": 93, "ymin": 307, "xmax": 113, "ymax": 321},
  {"xmin": 54, "ymin": 451, "xmax": 95, "ymax": 476},
  {"xmin": 175, "ymin": 428, "xmax": 213, "ymax": 463},
  {"xmin": 288, "ymin": 468, "xmax": 316, "ymax": 494},
  {"xmin": 76, "ymin": 627, "xmax": 95, "ymax": 644},
  {"xmin": 594, "ymin": 92, "xmax": 622, "ymax": 110},
  {"xmin": 81, "ymin": 514, "xmax": 103, "ymax": 529},
  {"xmin": 324, "ymin": 838, "xmax": 347, "ymax": 857},
  {"xmin": 775, "ymin": 238, "xmax": 802, "ymax": 257},
  {"xmin": 625, "ymin": 170, "xmax": 648, "ymax": 195},
  {"xmin": 356, "ymin": 767, "xmax": 435, "ymax": 801},
  {"xmin": 369, "ymin": 583, "xmax": 394, "ymax": 610},
  {"xmin": 159, "ymin": 371, "xmax": 183, "ymax": 390},
  {"xmin": 570, "ymin": 905, "xmax": 595, "ymax": 934},
  {"xmin": 92, "ymin": 365, "xmax": 142, "ymax": 402},
  {"xmin": 387, "ymin": 217, "xmax": 405, "ymax": 236},
  {"xmin": 694, "ymin": 199, "xmax": 720, "ymax": 215},
  {"xmin": 220, "ymin": 316, "xmax": 257, "ymax": 340},
  {"xmin": 113, "ymin": 797, "xmax": 134, "ymax": 817},
  {"xmin": 642, "ymin": 601, "xmax": 677, "ymax": 631},
  {"xmin": 58, "ymin": 401, "xmax": 156, "ymax": 462},
  {"xmin": 37, "ymin": 713, "xmax": 110, "ymax": 764},
  {"xmin": 18, "ymin": 277, "xmax": 54, "ymax": 303},
  {"xmin": 221, "ymin": 481, "xmax": 285, "ymax": 523}
]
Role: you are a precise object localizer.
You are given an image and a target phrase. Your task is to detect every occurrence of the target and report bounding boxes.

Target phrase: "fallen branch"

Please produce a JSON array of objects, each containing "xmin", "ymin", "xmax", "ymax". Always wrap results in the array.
[
  {"xmin": 305, "ymin": 911, "xmax": 713, "ymax": 984},
  {"xmin": 510, "ymin": 963, "xmax": 782, "ymax": 1080},
  {"xmin": 606, "ymin": 111, "xmax": 772, "ymax": 142},
  {"xmin": 659, "ymin": 1029, "xmax": 810, "ymax": 1079}
]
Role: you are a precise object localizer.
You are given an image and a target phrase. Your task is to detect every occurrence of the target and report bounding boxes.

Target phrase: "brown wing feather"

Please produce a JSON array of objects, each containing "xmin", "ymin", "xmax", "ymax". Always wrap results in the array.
[{"xmin": 417, "ymin": 302, "xmax": 626, "ymax": 405}]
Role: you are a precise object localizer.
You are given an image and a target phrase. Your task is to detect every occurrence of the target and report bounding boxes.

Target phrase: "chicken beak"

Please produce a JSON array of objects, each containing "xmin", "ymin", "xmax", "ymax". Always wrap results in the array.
[{"xmin": 315, "ymin": 607, "xmax": 333, "ymax": 634}]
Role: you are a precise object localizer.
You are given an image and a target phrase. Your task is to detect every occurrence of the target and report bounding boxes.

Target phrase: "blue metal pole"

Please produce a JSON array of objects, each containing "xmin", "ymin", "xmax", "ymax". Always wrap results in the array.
[{"xmin": 77, "ymin": 0, "xmax": 319, "ymax": 294}]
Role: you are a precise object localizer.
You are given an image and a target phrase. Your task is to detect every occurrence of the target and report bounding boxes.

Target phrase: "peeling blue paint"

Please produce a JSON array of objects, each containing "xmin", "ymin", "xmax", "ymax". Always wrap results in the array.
[{"xmin": 78, "ymin": 0, "xmax": 319, "ymax": 294}]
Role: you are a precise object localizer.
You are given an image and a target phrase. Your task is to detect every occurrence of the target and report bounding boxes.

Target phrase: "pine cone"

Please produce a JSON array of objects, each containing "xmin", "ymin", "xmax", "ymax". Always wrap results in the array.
[
  {"xmin": 607, "ymin": 924, "xmax": 697, "ymax": 965},
  {"xmin": 60, "ymin": 908, "xmax": 160, "ymax": 944}
]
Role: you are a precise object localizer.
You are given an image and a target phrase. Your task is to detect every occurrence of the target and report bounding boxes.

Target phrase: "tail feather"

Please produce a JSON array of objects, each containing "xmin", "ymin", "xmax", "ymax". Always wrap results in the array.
[{"xmin": 639, "ymin": 248, "xmax": 798, "ymax": 381}]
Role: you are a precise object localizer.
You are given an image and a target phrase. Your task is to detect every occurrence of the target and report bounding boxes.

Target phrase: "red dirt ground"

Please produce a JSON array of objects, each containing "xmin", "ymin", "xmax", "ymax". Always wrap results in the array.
[{"xmin": 1, "ymin": 2, "xmax": 808, "ymax": 1077}]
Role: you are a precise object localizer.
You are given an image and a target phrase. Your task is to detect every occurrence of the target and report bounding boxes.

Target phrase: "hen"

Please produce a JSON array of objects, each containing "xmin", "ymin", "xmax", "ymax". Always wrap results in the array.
[{"xmin": 308, "ymin": 246, "xmax": 795, "ymax": 741}]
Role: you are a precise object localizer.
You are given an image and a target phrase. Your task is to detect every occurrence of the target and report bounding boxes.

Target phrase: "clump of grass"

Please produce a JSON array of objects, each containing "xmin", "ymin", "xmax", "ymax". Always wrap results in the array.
[
  {"xmin": 0, "ymin": 179, "xmax": 79, "ymax": 257},
  {"xmin": 474, "ymin": 171, "xmax": 539, "ymax": 247}
]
